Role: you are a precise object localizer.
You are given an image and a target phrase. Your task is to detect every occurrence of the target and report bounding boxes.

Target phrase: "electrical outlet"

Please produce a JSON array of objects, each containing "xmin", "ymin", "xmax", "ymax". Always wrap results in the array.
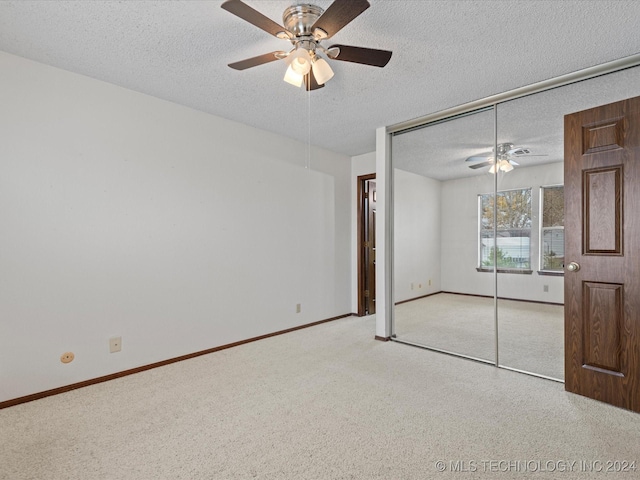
[
  {"xmin": 429, "ymin": 279, "xmax": 432, "ymax": 286},
  {"xmin": 109, "ymin": 336, "xmax": 122, "ymax": 353},
  {"xmin": 60, "ymin": 352, "xmax": 75, "ymax": 364},
  {"xmin": 418, "ymin": 284, "xmax": 422, "ymax": 288},
  {"xmin": 543, "ymin": 285, "xmax": 549, "ymax": 293},
  {"xmin": 296, "ymin": 303, "xmax": 301, "ymax": 313}
]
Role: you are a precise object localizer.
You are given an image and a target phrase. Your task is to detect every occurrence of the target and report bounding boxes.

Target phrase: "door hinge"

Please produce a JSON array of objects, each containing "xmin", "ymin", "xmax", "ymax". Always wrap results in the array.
[
  {"xmin": 364, "ymin": 290, "xmax": 370, "ymax": 297},
  {"xmin": 364, "ymin": 241, "xmax": 369, "ymax": 248},
  {"xmin": 364, "ymin": 192, "xmax": 369, "ymax": 199}
]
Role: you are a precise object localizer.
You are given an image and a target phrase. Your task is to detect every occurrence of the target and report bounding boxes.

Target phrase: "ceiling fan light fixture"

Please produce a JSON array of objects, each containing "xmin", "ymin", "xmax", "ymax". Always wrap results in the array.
[
  {"xmin": 289, "ymin": 47, "xmax": 312, "ymax": 75},
  {"xmin": 311, "ymin": 56, "xmax": 334, "ymax": 85},
  {"xmin": 499, "ymin": 159, "xmax": 514, "ymax": 172},
  {"xmin": 284, "ymin": 64, "xmax": 304, "ymax": 87}
]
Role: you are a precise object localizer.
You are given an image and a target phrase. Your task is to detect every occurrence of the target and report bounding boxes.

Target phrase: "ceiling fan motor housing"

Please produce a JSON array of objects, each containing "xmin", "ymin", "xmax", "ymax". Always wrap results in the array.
[
  {"xmin": 496, "ymin": 143, "xmax": 514, "ymax": 156},
  {"xmin": 283, "ymin": 4, "xmax": 324, "ymax": 37}
]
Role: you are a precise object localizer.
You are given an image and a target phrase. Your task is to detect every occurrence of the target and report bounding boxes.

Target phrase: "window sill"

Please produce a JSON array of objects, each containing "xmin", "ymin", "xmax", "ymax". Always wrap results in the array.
[
  {"xmin": 476, "ymin": 268, "xmax": 533, "ymax": 275},
  {"xmin": 537, "ymin": 270, "xmax": 564, "ymax": 277}
]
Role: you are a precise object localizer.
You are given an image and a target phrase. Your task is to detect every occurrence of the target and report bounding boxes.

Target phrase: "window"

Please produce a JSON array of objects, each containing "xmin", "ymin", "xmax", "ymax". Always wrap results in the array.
[
  {"xmin": 479, "ymin": 188, "xmax": 532, "ymax": 271},
  {"xmin": 540, "ymin": 186, "xmax": 564, "ymax": 272}
]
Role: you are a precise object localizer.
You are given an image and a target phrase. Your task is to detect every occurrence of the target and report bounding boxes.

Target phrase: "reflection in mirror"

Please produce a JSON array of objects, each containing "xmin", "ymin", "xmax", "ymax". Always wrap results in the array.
[
  {"xmin": 495, "ymin": 64, "xmax": 640, "ymax": 380},
  {"xmin": 392, "ymin": 108, "xmax": 496, "ymax": 363}
]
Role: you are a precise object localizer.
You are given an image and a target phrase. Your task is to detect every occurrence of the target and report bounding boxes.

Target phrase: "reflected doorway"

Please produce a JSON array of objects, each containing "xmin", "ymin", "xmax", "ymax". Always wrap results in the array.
[{"xmin": 358, "ymin": 174, "xmax": 376, "ymax": 316}]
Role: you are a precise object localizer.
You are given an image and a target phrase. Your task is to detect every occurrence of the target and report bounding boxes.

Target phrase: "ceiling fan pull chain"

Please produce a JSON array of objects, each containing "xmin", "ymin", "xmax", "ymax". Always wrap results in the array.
[{"xmin": 306, "ymin": 86, "xmax": 312, "ymax": 170}]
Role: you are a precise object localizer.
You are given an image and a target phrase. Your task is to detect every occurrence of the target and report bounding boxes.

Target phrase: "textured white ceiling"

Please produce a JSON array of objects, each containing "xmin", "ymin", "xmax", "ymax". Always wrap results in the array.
[
  {"xmin": 393, "ymin": 65, "xmax": 640, "ymax": 181},
  {"xmin": 1, "ymin": 0, "xmax": 640, "ymax": 157}
]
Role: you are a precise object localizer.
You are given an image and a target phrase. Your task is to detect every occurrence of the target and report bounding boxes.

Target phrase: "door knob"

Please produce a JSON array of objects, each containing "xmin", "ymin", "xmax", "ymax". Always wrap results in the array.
[{"xmin": 567, "ymin": 262, "xmax": 580, "ymax": 272}]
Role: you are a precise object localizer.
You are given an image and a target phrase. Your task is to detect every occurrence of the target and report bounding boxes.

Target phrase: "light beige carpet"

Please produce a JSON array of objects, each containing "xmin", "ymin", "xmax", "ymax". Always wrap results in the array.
[
  {"xmin": 1, "ymin": 315, "xmax": 639, "ymax": 480},
  {"xmin": 395, "ymin": 293, "xmax": 564, "ymax": 380}
]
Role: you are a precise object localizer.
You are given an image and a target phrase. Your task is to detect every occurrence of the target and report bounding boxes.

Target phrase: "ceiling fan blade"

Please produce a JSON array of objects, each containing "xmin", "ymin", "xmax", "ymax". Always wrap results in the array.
[
  {"xmin": 311, "ymin": 0, "xmax": 370, "ymax": 39},
  {"xmin": 468, "ymin": 160, "xmax": 494, "ymax": 170},
  {"xmin": 304, "ymin": 69, "xmax": 325, "ymax": 91},
  {"xmin": 507, "ymin": 147, "xmax": 531, "ymax": 155},
  {"xmin": 465, "ymin": 153, "xmax": 492, "ymax": 162},
  {"xmin": 221, "ymin": 0, "xmax": 290, "ymax": 38},
  {"xmin": 507, "ymin": 147, "xmax": 549, "ymax": 157},
  {"xmin": 228, "ymin": 51, "xmax": 286, "ymax": 70},
  {"xmin": 509, "ymin": 160, "xmax": 520, "ymax": 166},
  {"xmin": 328, "ymin": 44, "xmax": 392, "ymax": 67}
]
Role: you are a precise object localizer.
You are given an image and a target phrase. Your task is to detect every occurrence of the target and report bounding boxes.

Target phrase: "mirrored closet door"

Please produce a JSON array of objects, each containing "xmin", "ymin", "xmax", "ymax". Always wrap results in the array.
[
  {"xmin": 495, "ymin": 64, "xmax": 640, "ymax": 381},
  {"xmin": 494, "ymin": 92, "xmax": 565, "ymax": 380},
  {"xmin": 390, "ymin": 62, "xmax": 640, "ymax": 381},
  {"xmin": 392, "ymin": 108, "xmax": 496, "ymax": 363}
]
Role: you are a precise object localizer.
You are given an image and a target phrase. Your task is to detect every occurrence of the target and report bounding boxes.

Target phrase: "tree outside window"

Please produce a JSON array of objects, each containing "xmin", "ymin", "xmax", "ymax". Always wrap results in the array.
[
  {"xmin": 540, "ymin": 186, "xmax": 564, "ymax": 271},
  {"xmin": 479, "ymin": 188, "xmax": 532, "ymax": 270}
]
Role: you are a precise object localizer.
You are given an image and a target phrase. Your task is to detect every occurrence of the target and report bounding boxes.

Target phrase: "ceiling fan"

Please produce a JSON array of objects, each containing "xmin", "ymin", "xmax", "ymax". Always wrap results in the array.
[
  {"xmin": 221, "ymin": 0, "xmax": 393, "ymax": 90},
  {"xmin": 466, "ymin": 143, "xmax": 548, "ymax": 173}
]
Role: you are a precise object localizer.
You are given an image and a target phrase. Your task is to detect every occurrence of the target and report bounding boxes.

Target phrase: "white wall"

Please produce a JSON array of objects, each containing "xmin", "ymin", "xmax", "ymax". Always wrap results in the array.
[
  {"xmin": 0, "ymin": 52, "xmax": 352, "ymax": 402},
  {"xmin": 393, "ymin": 169, "xmax": 441, "ymax": 303},
  {"xmin": 441, "ymin": 162, "xmax": 564, "ymax": 303}
]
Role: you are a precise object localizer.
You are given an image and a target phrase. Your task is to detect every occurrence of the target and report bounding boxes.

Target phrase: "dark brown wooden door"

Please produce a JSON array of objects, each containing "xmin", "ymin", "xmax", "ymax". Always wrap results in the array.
[
  {"xmin": 564, "ymin": 95, "xmax": 640, "ymax": 412},
  {"xmin": 357, "ymin": 174, "xmax": 376, "ymax": 316},
  {"xmin": 365, "ymin": 180, "xmax": 376, "ymax": 314}
]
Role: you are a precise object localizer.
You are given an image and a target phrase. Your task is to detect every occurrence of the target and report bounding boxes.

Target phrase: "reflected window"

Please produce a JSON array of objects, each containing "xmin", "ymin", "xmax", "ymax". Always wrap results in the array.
[
  {"xmin": 540, "ymin": 185, "xmax": 564, "ymax": 271},
  {"xmin": 479, "ymin": 188, "xmax": 532, "ymax": 271}
]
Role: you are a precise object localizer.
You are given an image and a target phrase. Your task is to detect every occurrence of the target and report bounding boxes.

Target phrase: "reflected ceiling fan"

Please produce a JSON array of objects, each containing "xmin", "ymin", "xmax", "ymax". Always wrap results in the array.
[
  {"xmin": 466, "ymin": 143, "xmax": 548, "ymax": 173},
  {"xmin": 221, "ymin": 0, "xmax": 392, "ymax": 90}
]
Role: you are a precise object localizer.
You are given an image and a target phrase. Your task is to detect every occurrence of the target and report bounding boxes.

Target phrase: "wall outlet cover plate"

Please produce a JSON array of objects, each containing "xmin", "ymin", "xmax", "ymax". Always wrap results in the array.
[
  {"xmin": 109, "ymin": 337, "xmax": 122, "ymax": 353},
  {"xmin": 60, "ymin": 352, "xmax": 75, "ymax": 364}
]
